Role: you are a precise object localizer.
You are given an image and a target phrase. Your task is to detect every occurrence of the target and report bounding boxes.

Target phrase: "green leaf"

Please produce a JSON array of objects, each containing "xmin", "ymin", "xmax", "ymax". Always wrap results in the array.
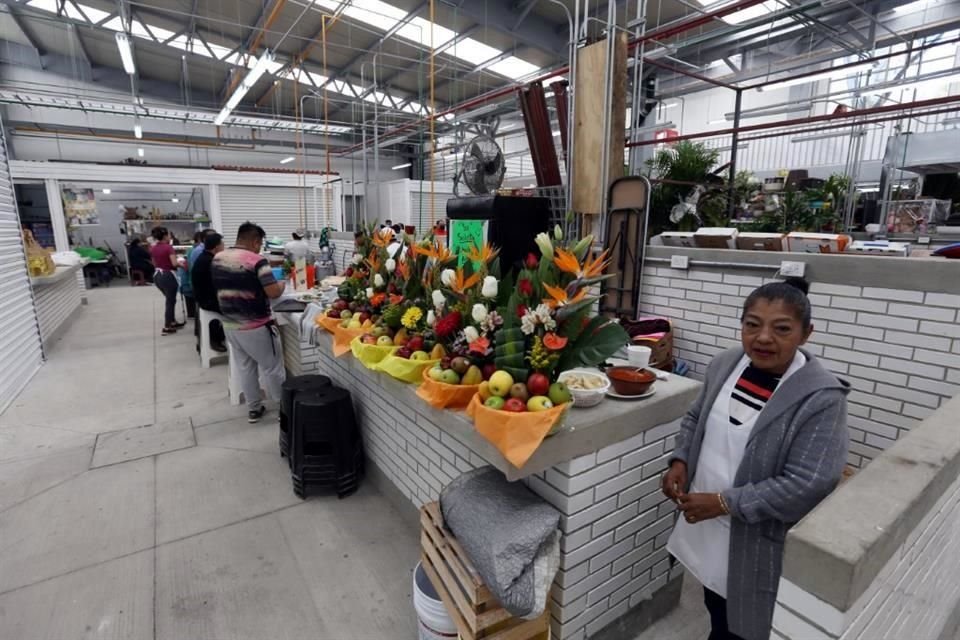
[
  {"xmin": 496, "ymin": 270, "xmax": 515, "ymax": 311},
  {"xmin": 557, "ymin": 316, "xmax": 629, "ymax": 372}
]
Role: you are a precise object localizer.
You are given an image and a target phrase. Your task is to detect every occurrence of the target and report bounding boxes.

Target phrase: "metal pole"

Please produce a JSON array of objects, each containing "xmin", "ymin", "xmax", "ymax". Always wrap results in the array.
[
  {"xmin": 728, "ymin": 88, "xmax": 742, "ymax": 219},
  {"xmin": 360, "ymin": 62, "xmax": 370, "ymax": 226}
]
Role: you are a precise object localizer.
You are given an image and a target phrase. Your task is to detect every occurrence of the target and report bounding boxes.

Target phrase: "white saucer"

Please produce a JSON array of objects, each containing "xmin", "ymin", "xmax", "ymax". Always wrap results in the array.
[{"xmin": 606, "ymin": 386, "xmax": 656, "ymax": 401}]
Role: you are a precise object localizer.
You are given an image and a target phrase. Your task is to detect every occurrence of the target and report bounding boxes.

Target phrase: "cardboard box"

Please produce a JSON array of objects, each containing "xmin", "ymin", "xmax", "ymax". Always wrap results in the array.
[
  {"xmin": 786, "ymin": 232, "xmax": 852, "ymax": 254},
  {"xmin": 846, "ymin": 241, "xmax": 911, "ymax": 257},
  {"xmin": 736, "ymin": 232, "xmax": 785, "ymax": 252},
  {"xmin": 659, "ymin": 231, "xmax": 696, "ymax": 248},
  {"xmin": 693, "ymin": 227, "xmax": 739, "ymax": 249}
]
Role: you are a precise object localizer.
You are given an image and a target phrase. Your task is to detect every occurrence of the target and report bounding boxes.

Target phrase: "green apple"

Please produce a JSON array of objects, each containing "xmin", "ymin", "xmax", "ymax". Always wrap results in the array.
[
  {"xmin": 440, "ymin": 369, "xmax": 461, "ymax": 385},
  {"xmin": 527, "ymin": 396, "xmax": 554, "ymax": 412},
  {"xmin": 488, "ymin": 370, "xmax": 514, "ymax": 397},
  {"xmin": 340, "ymin": 310, "xmax": 352, "ymax": 320},
  {"xmin": 371, "ymin": 326, "xmax": 386, "ymax": 338},
  {"xmin": 377, "ymin": 335, "xmax": 394, "ymax": 347},
  {"xmin": 548, "ymin": 382, "xmax": 572, "ymax": 406},
  {"xmin": 348, "ymin": 319, "xmax": 362, "ymax": 329},
  {"xmin": 410, "ymin": 351, "xmax": 430, "ymax": 361},
  {"xmin": 428, "ymin": 365, "xmax": 445, "ymax": 382},
  {"xmin": 484, "ymin": 396, "xmax": 505, "ymax": 410}
]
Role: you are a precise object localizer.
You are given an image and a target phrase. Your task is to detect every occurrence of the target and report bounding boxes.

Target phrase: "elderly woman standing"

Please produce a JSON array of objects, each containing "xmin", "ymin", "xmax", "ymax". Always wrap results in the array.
[{"xmin": 663, "ymin": 278, "xmax": 849, "ymax": 640}]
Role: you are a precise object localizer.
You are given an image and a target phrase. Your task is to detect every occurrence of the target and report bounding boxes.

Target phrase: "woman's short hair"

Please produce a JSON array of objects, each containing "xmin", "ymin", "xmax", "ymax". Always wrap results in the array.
[
  {"xmin": 151, "ymin": 226, "xmax": 169, "ymax": 242},
  {"xmin": 742, "ymin": 277, "xmax": 812, "ymax": 326}
]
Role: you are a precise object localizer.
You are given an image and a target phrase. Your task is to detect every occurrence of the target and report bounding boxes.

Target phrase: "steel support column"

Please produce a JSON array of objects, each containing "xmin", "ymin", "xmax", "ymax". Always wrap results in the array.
[{"xmin": 728, "ymin": 89, "xmax": 742, "ymax": 220}]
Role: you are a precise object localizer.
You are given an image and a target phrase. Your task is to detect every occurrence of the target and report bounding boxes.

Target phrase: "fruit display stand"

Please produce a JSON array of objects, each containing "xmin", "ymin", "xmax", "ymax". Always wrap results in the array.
[{"xmin": 299, "ymin": 326, "xmax": 701, "ymax": 639}]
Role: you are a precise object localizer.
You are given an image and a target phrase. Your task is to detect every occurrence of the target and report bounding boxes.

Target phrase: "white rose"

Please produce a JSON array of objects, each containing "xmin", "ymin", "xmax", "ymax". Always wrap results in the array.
[
  {"xmin": 427, "ymin": 310, "xmax": 436, "ymax": 326},
  {"xmin": 385, "ymin": 258, "xmax": 396, "ymax": 273},
  {"xmin": 440, "ymin": 269, "xmax": 455, "ymax": 287},
  {"xmin": 374, "ymin": 274, "xmax": 385, "ymax": 287},
  {"xmin": 481, "ymin": 275, "xmax": 498, "ymax": 299},
  {"xmin": 471, "ymin": 304, "xmax": 488, "ymax": 324},
  {"xmin": 365, "ymin": 287, "xmax": 374, "ymax": 299},
  {"xmin": 352, "ymin": 253, "xmax": 363, "ymax": 265},
  {"xmin": 463, "ymin": 326, "xmax": 480, "ymax": 343},
  {"xmin": 432, "ymin": 289, "xmax": 446, "ymax": 309}
]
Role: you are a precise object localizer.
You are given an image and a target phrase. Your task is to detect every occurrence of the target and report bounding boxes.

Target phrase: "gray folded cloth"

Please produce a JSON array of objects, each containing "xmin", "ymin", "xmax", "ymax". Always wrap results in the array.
[{"xmin": 440, "ymin": 466, "xmax": 561, "ymax": 618}]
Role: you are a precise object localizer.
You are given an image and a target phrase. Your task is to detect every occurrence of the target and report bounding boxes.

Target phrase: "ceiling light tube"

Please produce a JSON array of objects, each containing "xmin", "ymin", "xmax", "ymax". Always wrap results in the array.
[
  {"xmin": 134, "ymin": 119, "xmax": 143, "ymax": 139},
  {"xmin": 102, "ymin": 188, "xmax": 111, "ymax": 194},
  {"xmin": 391, "ymin": 162, "xmax": 412, "ymax": 170},
  {"xmin": 115, "ymin": 32, "xmax": 136, "ymax": 75},
  {"xmin": 171, "ymin": 197, "xmax": 179, "ymax": 203},
  {"xmin": 137, "ymin": 148, "xmax": 144, "ymax": 157},
  {"xmin": 280, "ymin": 156, "xmax": 295, "ymax": 164},
  {"xmin": 215, "ymin": 50, "xmax": 275, "ymax": 127}
]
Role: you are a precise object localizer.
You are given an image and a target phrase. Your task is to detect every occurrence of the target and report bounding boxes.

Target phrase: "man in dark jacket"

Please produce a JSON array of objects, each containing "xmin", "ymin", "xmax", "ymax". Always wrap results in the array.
[{"xmin": 192, "ymin": 233, "xmax": 227, "ymax": 352}]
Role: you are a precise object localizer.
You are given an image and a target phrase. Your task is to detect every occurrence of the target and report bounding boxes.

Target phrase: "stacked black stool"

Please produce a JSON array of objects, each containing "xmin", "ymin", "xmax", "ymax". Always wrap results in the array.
[
  {"xmin": 290, "ymin": 386, "xmax": 364, "ymax": 499},
  {"xmin": 279, "ymin": 375, "xmax": 332, "ymax": 464}
]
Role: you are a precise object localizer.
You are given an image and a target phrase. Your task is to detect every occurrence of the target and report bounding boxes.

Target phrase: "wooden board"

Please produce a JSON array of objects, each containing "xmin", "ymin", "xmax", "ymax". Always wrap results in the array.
[
  {"xmin": 419, "ymin": 502, "xmax": 550, "ymax": 640},
  {"xmin": 572, "ymin": 33, "xmax": 628, "ymax": 216}
]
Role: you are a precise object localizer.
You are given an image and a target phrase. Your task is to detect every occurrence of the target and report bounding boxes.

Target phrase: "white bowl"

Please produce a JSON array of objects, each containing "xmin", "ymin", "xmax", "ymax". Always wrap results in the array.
[{"xmin": 558, "ymin": 369, "xmax": 611, "ymax": 408}]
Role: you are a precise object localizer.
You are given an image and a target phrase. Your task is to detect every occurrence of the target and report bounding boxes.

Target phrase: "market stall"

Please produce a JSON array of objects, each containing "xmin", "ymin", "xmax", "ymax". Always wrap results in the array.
[
  {"xmin": 275, "ymin": 224, "xmax": 702, "ymax": 639},
  {"xmin": 30, "ymin": 261, "xmax": 85, "ymax": 348}
]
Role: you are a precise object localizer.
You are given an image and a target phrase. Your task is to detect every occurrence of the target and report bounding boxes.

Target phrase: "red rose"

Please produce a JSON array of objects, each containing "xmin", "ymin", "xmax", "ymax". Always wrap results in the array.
[
  {"xmin": 519, "ymin": 278, "xmax": 533, "ymax": 297},
  {"xmin": 525, "ymin": 253, "xmax": 538, "ymax": 269},
  {"xmin": 517, "ymin": 304, "xmax": 528, "ymax": 319}
]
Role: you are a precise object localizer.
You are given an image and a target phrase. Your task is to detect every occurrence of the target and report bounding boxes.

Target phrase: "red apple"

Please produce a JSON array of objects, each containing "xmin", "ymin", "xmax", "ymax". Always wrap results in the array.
[
  {"xmin": 359, "ymin": 312, "xmax": 371, "ymax": 323},
  {"xmin": 481, "ymin": 363, "xmax": 497, "ymax": 380},
  {"xmin": 396, "ymin": 347, "xmax": 413, "ymax": 359},
  {"xmin": 408, "ymin": 336, "xmax": 424, "ymax": 351},
  {"xmin": 326, "ymin": 309, "xmax": 339, "ymax": 318},
  {"xmin": 503, "ymin": 398, "xmax": 527, "ymax": 413},
  {"xmin": 362, "ymin": 334, "xmax": 377, "ymax": 345},
  {"xmin": 333, "ymin": 299, "xmax": 348, "ymax": 311},
  {"xmin": 527, "ymin": 373, "xmax": 550, "ymax": 397}
]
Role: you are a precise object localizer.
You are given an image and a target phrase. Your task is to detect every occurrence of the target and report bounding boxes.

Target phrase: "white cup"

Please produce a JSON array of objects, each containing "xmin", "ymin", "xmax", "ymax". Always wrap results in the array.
[{"xmin": 627, "ymin": 345, "xmax": 652, "ymax": 369}]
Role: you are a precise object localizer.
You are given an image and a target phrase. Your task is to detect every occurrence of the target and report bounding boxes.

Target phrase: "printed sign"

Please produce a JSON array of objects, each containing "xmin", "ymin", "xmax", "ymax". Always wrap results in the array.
[
  {"xmin": 448, "ymin": 219, "xmax": 486, "ymax": 267},
  {"xmin": 62, "ymin": 188, "xmax": 99, "ymax": 226}
]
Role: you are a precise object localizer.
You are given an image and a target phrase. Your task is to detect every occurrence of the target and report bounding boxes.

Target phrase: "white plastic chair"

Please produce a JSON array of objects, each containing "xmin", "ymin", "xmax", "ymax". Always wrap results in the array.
[{"xmin": 198, "ymin": 308, "xmax": 229, "ymax": 369}]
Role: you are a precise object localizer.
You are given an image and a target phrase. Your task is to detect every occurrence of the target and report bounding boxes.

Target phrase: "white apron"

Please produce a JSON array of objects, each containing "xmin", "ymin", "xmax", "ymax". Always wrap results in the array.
[{"xmin": 667, "ymin": 352, "xmax": 805, "ymax": 597}]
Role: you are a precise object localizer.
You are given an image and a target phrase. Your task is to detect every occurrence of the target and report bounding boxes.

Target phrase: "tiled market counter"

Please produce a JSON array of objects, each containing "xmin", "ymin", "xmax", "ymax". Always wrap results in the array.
[{"xmin": 287, "ymin": 319, "xmax": 702, "ymax": 640}]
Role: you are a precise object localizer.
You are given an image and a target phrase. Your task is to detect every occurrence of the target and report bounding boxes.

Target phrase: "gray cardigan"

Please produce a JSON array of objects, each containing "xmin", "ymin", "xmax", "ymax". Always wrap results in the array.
[{"xmin": 671, "ymin": 348, "xmax": 850, "ymax": 640}]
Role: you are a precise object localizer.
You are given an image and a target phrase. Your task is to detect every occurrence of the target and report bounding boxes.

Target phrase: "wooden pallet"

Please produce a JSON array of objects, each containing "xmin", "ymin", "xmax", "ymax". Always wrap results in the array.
[{"xmin": 420, "ymin": 502, "xmax": 550, "ymax": 640}]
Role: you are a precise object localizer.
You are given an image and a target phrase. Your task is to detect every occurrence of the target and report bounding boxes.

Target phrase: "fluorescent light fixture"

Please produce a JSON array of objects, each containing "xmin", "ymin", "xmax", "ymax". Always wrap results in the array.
[
  {"xmin": 552, "ymin": 131, "xmax": 561, "ymax": 137},
  {"xmin": 171, "ymin": 197, "xmax": 179, "ymax": 203},
  {"xmin": 115, "ymin": 32, "xmax": 136, "ymax": 75},
  {"xmin": 707, "ymin": 118, "xmax": 728, "ymax": 125},
  {"xmin": 280, "ymin": 156, "xmax": 295, "ymax": 164},
  {"xmin": 137, "ymin": 147, "xmax": 144, "ymax": 157},
  {"xmin": 391, "ymin": 162, "xmax": 412, "ymax": 170},
  {"xmin": 214, "ymin": 50, "xmax": 275, "ymax": 126},
  {"xmin": 102, "ymin": 188, "xmax": 111, "ymax": 194},
  {"xmin": 134, "ymin": 119, "xmax": 142, "ymax": 139}
]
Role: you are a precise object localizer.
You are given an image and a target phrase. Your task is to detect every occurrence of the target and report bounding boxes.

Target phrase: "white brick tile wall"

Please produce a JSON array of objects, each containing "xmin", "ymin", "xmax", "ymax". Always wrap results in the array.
[
  {"xmin": 640, "ymin": 264, "xmax": 960, "ymax": 468},
  {"xmin": 774, "ymin": 458, "xmax": 960, "ymax": 640}
]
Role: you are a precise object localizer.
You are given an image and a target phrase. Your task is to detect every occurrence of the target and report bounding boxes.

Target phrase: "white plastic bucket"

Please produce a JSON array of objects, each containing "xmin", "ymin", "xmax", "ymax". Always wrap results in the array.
[{"xmin": 413, "ymin": 561, "xmax": 458, "ymax": 640}]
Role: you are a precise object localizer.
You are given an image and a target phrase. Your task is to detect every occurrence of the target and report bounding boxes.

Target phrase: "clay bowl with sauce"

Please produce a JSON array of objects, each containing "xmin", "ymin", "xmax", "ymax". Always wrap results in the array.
[{"xmin": 605, "ymin": 366, "xmax": 656, "ymax": 396}]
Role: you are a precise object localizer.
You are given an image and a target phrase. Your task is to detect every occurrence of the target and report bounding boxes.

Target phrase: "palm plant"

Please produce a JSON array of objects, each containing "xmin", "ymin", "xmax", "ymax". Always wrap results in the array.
[{"xmin": 645, "ymin": 141, "xmax": 721, "ymax": 233}]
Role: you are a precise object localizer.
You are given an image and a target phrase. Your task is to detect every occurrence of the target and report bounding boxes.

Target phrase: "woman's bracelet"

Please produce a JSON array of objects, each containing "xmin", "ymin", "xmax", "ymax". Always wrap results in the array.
[{"xmin": 717, "ymin": 493, "xmax": 730, "ymax": 515}]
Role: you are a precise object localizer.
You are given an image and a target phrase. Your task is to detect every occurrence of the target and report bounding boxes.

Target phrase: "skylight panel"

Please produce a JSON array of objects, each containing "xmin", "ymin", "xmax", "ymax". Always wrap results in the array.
[
  {"xmin": 206, "ymin": 42, "xmax": 234, "ymax": 60},
  {"xmin": 397, "ymin": 18, "xmax": 455, "ymax": 49},
  {"xmin": 487, "ymin": 56, "xmax": 539, "ymax": 79},
  {"xmin": 101, "ymin": 15, "xmax": 124, "ymax": 31},
  {"xmin": 75, "ymin": 3, "xmax": 110, "ymax": 23},
  {"xmin": 448, "ymin": 38, "xmax": 501, "ymax": 65},
  {"xmin": 167, "ymin": 34, "xmax": 193, "ymax": 52},
  {"xmin": 343, "ymin": 0, "xmax": 407, "ymax": 32},
  {"xmin": 26, "ymin": 0, "xmax": 58, "ymax": 13}
]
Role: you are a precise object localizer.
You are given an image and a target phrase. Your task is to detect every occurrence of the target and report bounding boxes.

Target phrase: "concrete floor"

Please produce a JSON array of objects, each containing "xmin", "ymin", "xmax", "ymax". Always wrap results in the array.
[
  {"xmin": 0, "ymin": 285, "xmax": 706, "ymax": 640},
  {"xmin": 0, "ymin": 286, "xmax": 420, "ymax": 640}
]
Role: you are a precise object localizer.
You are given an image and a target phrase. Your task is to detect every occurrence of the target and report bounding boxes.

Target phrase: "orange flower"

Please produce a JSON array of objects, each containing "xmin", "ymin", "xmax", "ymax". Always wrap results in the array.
[
  {"xmin": 553, "ymin": 247, "xmax": 610, "ymax": 279},
  {"xmin": 397, "ymin": 257, "xmax": 411, "ymax": 281},
  {"xmin": 469, "ymin": 336, "xmax": 491, "ymax": 355},
  {"xmin": 372, "ymin": 228, "xmax": 394, "ymax": 248},
  {"xmin": 369, "ymin": 292, "xmax": 387, "ymax": 307},
  {"xmin": 451, "ymin": 268, "xmax": 482, "ymax": 294},
  {"xmin": 365, "ymin": 251, "xmax": 381, "ymax": 274},
  {"xmin": 420, "ymin": 241, "xmax": 455, "ymax": 264},
  {"xmin": 543, "ymin": 283, "xmax": 588, "ymax": 309},
  {"xmin": 466, "ymin": 242, "xmax": 499, "ymax": 265},
  {"xmin": 389, "ymin": 294, "xmax": 404, "ymax": 305}
]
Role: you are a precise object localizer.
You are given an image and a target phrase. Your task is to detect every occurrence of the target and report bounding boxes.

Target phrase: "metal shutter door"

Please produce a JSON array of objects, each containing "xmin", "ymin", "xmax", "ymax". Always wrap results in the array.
[
  {"xmin": 0, "ymin": 121, "xmax": 43, "ymax": 413},
  {"xmin": 408, "ymin": 190, "xmax": 452, "ymax": 230},
  {"xmin": 218, "ymin": 186, "xmax": 339, "ymax": 244}
]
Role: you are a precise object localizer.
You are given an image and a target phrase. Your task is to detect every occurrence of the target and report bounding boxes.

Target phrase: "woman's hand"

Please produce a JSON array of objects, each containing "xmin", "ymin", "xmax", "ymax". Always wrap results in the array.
[
  {"xmin": 678, "ymin": 493, "xmax": 727, "ymax": 524},
  {"xmin": 661, "ymin": 461, "xmax": 688, "ymax": 502}
]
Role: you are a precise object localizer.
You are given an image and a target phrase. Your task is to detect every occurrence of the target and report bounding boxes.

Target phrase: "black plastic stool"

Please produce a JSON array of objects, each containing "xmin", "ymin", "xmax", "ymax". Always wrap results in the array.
[
  {"xmin": 279, "ymin": 375, "xmax": 332, "ymax": 463},
  {"xmin": 290, "ymin": 387, "xmax": 364, "ymax": 499}
]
